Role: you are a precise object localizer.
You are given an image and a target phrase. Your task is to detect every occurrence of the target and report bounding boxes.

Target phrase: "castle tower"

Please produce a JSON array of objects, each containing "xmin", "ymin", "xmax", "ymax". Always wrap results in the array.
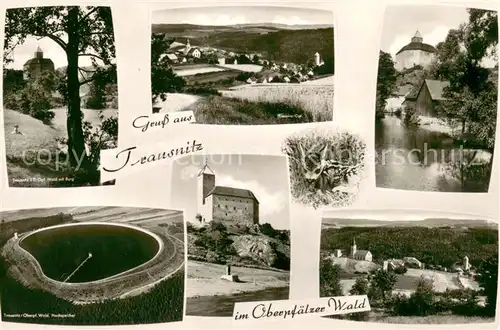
[
  {"xmin": 197, "ymin": 157, "xmax": 215, "ymax": 222},
  {"xmin": 411, "ymin": 29, "xmax": 423, "ymax": 43},
  {"xmin": 351, "ymin": 238, "xmax": 357, "ymax": 258},
  {"xmin": 314, "ymin": 52, "xmax": 321, "ymax": 66},
  {"xmin": 463, "ymin": 256, "xmax": 470, "ymax": 271},
  {"xmin": 35, "ymin": 46, "xmax": 43, "ymax": 59}
]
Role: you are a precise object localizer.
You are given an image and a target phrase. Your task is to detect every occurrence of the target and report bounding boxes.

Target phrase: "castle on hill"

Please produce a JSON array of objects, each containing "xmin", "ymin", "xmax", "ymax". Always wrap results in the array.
[
  {"xmin": 23, "ymin": 46, "xmax": 55, "ymax": 81},
  {"xmin": 394, "ymin": 30, "xmax": 437, "ymax": 71},
  {"xmin": 196, "ymin": 160, "xmax": 259, "ymax": 226}
]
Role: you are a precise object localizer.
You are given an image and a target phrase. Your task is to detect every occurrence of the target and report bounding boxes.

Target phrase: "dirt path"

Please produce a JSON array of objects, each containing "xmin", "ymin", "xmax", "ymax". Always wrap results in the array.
[
  {"xmin": 155, "ymin": 93, "xmax": 201, "ymax": 113},
  {"xmin": 186, "ymin": 260, "xmax": 289, "ymax": 298}
]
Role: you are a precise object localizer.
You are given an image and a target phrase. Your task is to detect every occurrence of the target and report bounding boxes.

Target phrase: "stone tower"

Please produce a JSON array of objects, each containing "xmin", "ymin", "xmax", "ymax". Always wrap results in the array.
[
  {"xmin": 463, "ymin": 256, "xmax": 470, "ymax": 271},
  {"xmin": 197, "ymin": 158, "xmax": 215, "ymax": 221},
  {"xmin": 351, "ymin": 238, "xmax": 357, "ymax": 257}
]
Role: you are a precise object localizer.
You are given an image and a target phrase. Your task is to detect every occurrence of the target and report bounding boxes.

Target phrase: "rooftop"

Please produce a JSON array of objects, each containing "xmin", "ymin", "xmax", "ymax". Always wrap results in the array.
[{"xmin": 207, "ymin": 186, "xmax": 259, "ymax": 203}]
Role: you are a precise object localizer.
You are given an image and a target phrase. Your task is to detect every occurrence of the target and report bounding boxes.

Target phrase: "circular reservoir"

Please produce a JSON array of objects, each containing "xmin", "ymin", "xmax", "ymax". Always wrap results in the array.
[{"xmin": 20, "ymin": 224, "xmax": 160, "ymax": 283}]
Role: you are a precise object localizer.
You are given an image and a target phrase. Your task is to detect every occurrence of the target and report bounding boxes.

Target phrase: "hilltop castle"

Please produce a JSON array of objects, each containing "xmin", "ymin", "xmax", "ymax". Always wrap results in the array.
[
  {"xmin": 197, "ymin": 160, "xmax": 259, "ymax": 226},
  {"xmin": 23, "ymin": 46, "xmax": 55, "ymax": 81},
  {"xmin": 395, "ymin": 30, "xmax": 437, "ymax": 71}
]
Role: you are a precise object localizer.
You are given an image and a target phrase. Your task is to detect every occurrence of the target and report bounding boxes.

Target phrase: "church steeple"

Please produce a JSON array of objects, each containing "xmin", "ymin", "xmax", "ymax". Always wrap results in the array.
[
  {"xmin": 411, "ymin": 29, "xmax": 423, "ymax": 43},
  {"xmin": 351, "ymin": 238, "xmax": 357, "ymax": 257}
]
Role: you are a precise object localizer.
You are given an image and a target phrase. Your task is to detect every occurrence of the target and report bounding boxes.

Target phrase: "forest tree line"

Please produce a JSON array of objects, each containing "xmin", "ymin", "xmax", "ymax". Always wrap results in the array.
[{"xmin": 321, "ymin": 226, "xmax": 498, "ymax": 268}]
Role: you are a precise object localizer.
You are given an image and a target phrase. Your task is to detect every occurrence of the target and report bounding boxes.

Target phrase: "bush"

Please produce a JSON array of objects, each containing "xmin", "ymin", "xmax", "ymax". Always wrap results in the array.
[
  {"xmin": 394, "ymin": 108, "xmax": 402, "ymax": 118},
  {"xmin": 403, "ymin": 106, "xmax": 420, "ymax": 127},
  {"xmin": 183, "ymin": 86, "xmax": 221, "ymax": 96},
  {"xmin": 393, "ymin": 266, "xmax": 407, "ymax": 274}
]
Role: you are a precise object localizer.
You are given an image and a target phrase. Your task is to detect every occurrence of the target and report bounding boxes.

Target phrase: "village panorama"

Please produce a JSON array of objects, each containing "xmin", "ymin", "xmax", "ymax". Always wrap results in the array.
[{"xmin": 151, "ymin": 6, "xmax": 335, "ymax": 125}]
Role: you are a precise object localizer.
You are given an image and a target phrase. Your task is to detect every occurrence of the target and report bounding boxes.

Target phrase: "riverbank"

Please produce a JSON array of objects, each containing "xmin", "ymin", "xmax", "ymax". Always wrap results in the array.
[
  {"xmin": 417, "ymin": 115, "xmax": 461, "ymax": 136},
  {"xmin": 186, "ymin": 260, "xmax": 289, "ymax": 298}
]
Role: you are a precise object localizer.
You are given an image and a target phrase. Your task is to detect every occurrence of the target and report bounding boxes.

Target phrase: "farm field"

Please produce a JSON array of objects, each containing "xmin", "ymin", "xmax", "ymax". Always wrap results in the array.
[
  {"xmin": 220, "ymin": 84, "xmax": 334, "ymax": 120},
  {"xmin": 301, "ymin": 74, "xmax": 335, "ymax": 85},
  {"xmin": 216, "ymin": 63, "xmax": 263, "ymax": 72},
  {"xmin": 173, "ymin": 63, "xmax": 264, "ymax": 77},
  {"xmin": 183, "ymin": 70, "xmax": 242, "ymax": 85},
  {"xmin": 175, "ymin": 67, "xmax": 227, "ymax": 76}
]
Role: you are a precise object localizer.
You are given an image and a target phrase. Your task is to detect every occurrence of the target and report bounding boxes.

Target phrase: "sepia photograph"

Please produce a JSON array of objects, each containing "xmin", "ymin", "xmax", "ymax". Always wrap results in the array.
[
  {"xmin": 171, "ymin": 154, "xmax": 291, "ymax": 317},
  {"xmin": 282, "ymin": 127, "xmax": 366, "ymax": 209},
  {"xmin": 375, "ymin": 6, "xmax": 498, "ymax": 192},
  {"xmin": 150, "ymin": 5, "xmax": 334, "ymax": 125},
  {"xmin": 3, "ymin": 6, "xmax": 119, "ymax": 187},
  {"xmin": 319, "ymin": 211, "xmax": 498, "ymax": 324},
  {"xmin": 0, "ymin": 206, "xmax": 185, "ymax": 325}
]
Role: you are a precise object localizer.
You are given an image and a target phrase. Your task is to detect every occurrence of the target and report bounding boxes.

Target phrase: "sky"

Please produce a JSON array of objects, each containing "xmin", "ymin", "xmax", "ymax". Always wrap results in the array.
[
  {"xmin": 381, "ymin": 5, "xmax": 497, "ymax": 67},
  {"xmin": 152, "ymin": 6, "xmax": 334, "ymax": 26},
  {"xmin": 170, "ymin": 154, "xmax": 290, "ymax": 230},
  {"xmin": 322, "ymin": 209, "xmax": 495, "ymax": 223}
]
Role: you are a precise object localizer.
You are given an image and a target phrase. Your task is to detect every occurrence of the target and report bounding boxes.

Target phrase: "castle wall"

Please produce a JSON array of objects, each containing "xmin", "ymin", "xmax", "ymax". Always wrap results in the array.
[
  {"xmin": 395, "ymin": 50, "xmax": 436, "ymax": 71},
  {"xmin": 212, "ymin": 194, "xmax": 256, "ymax": 226}
]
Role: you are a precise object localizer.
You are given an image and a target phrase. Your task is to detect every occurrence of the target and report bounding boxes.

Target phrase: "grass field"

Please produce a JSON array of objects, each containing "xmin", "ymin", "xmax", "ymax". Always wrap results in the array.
[
  {"xmin": 183, "ymin": 70, "xmax": 242, "ymax": 85},
  {"xmin": 186, "ymin": 260, "xmax": 289, "ymax": 298},
  {"xmin": 4, "ymin": 107, "xmax": 117, "ymax": 187},
  {"xmin": 371, "ymin": 314, "xmax": 495, "ymax": 324},
  {"xmin": 220, "ymin": 84, "xmax": 333, "ymax": 121},
  {"xmin": 182, "ymin": 95, "xmax": 323, "ymax": 125}
]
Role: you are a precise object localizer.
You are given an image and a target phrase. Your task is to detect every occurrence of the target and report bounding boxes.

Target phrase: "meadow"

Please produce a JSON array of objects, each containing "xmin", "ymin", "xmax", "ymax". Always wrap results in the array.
[
  {"xmin": 4, "ymin": 107, "xmax": 117, "ymax": 187},
  {"xmin": 221, "ymin": 84, "xmax": 334, "ymax": 121}
]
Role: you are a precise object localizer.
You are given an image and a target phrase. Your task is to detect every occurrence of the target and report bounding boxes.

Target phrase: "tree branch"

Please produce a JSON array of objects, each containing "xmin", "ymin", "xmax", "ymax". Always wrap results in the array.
[
  {"xmin": 79, "ymin": 76, "xmax": 96, "ymax": 86},
  {"xmin": 45, "ymin": 34, "xmax": 67, "ymax": 52},
  {"xmin": 79, "ymin": 53, "xmax": 105, "ymax": 62},
  {"xmin": 80, "ymin": 7, "xmax": 99, "ymax": 25}
]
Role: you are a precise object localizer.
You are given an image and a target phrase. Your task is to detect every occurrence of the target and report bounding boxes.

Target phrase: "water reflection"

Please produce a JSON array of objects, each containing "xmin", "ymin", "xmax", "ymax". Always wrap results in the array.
[{"xmin": 375, "ymin": 116, "xmax": 491, "ymax": 192}]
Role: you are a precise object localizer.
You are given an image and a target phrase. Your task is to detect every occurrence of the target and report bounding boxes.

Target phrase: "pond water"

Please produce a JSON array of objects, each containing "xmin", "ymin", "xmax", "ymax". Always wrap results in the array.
[
  {"xmin": 375, "ymin": 116, "xmax": 491, "ymax": 192},
  {"xmin": 20, "ymin": 224, "xmax": 159, "ymax": 283},
  {"xmin": 186, "ymin": 286, "xmax": 290, "ymax": 317}
]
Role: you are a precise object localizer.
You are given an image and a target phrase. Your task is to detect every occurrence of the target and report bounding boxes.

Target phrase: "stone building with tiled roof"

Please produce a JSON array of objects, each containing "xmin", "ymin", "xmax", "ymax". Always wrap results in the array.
[
  {"xmin": 23, "ymin": 46, "xmax": 55, "ymax": 81},
  {"xmin": 197, "ymin": 160, "xmax": 259, "ymax": 226},
  {"xmin": 395, "ymin": 30, "xmax": 437, "ymax": 71}
]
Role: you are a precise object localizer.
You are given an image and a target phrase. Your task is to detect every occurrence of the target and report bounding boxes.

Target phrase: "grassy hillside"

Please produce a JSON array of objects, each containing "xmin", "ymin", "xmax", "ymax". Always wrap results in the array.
[
  {"xmin": 321, "ymin": 226, "xmax": 498, "ymax": 268},
  {"xmin": 153, "ymin": 24, "xmax": 334, "ymax": 64}
]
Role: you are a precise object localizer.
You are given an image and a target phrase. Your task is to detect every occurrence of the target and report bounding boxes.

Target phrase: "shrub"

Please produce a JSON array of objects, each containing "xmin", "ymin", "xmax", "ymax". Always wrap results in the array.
[
  {"xmin": 394, "ymin": 108, "xmax": 402, "ymax": 118},
  {"xmin": 393, "ymin": 266, "xmax": 407, "ymax": 274},
  {"xmin": 403, "ymin": 106, "xmax": 420, "ymax": 127}
]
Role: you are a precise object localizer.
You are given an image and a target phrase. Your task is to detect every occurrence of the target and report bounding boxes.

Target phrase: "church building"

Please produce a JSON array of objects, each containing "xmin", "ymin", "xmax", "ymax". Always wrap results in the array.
[
  {"xmin": 197, "ymin": 161, "xmax": 259, "ymax": 226},
  {"xmin": 350, "ymin": 239, "xmax": 372, "ymax": 261},
  {"xmin": 394, "ymin": 30, "xmax": 437, "ymax": 71},
  {"xmin": 23, "ymin": 46, "xmax": 55, "ymax": 81}
]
